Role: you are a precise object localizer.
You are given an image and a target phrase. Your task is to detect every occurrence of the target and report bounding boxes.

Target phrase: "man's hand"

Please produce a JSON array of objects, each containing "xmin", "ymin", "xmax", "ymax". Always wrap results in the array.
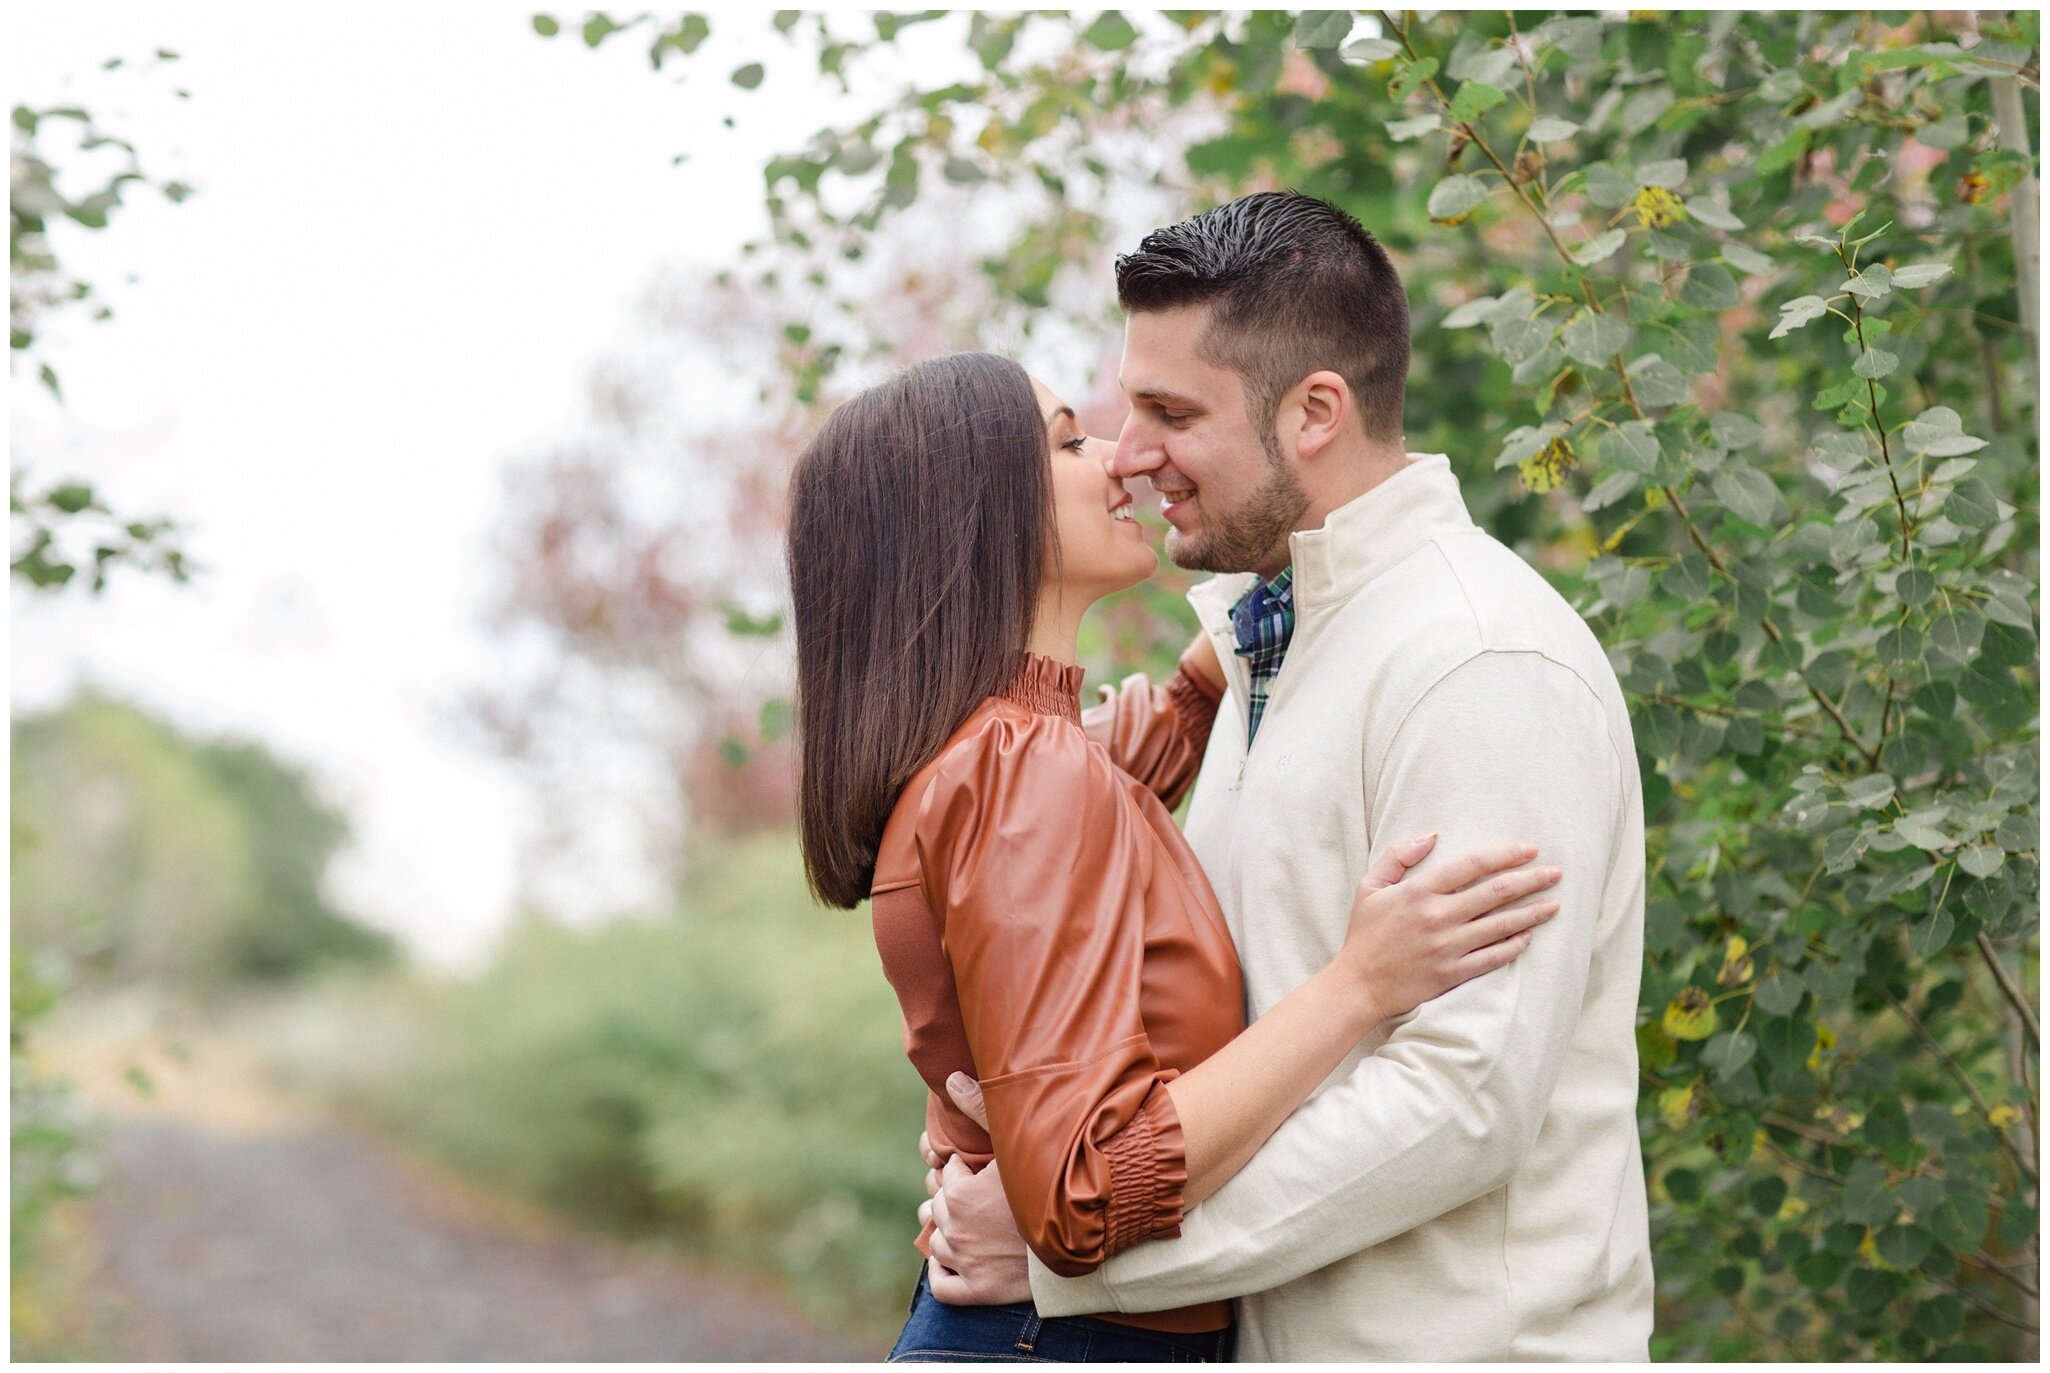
[{"xmin": 922, "ymin": 1072, "xmax": 1033, "ymax": 1306}]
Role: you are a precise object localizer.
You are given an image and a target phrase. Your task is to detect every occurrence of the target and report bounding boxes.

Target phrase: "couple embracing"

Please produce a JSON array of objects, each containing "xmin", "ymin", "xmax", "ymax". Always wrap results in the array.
[{"xmin": 786, "ymin": 192, "xmax": 1654, "ymax": 1362}]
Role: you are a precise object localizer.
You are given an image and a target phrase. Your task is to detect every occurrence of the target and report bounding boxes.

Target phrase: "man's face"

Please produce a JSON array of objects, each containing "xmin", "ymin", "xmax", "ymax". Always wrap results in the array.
[{"xmin": 1110, "ymin": 305, "xmax": 1308, "ymax": 578}]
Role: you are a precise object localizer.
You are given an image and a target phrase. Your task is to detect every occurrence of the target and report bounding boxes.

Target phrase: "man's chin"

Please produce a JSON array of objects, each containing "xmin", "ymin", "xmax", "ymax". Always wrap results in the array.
[{"xmin": 1164, "ymin": 528, "xmax": 1241, "ymax": 575}]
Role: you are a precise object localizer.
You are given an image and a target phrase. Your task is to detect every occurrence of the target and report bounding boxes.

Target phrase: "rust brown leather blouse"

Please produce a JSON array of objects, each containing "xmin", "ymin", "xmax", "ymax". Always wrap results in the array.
[{"xmin": 870, "ymin": 651, "xmax": 1244, "ymax": 1335}]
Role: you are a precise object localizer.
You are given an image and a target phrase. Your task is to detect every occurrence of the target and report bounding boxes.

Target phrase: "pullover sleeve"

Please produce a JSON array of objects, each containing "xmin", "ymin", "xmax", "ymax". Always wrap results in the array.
[
  {"xmin": 1081, "ymin": 647, "xmax": 1223, "ymax": 808},
  {"xmin": 1027, "ymin": 651, "xmax": 1628, "ymax": 1314},
  {"xmin": 915, "ymin": 717, "xmax": 1192, "ymax": 1277}
]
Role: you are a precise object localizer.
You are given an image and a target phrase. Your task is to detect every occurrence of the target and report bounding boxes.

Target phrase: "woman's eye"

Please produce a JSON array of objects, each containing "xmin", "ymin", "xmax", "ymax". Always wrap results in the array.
[{"xmin": 1062, "ymin": 436, "xmax": 1087, "ymax": 452}]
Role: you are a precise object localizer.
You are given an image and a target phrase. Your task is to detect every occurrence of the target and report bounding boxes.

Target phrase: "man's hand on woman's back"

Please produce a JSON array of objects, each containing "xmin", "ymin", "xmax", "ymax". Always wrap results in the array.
[{"xmin": 918, "ymin": 1073, "xmax": 1033, "ymax": 1305}]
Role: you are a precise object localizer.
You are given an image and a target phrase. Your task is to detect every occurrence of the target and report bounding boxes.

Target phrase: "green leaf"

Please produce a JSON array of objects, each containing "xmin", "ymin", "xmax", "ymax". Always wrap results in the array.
[
  {"xmin": 1388, "ymin": 55, "xmax": 1440, "ymax": 100},
  {"xmin": 1703, "ymin": 1030, "xmax": 1757, "ymax": 1078},
  {"xmin": 1543, "ymin": 15, "xmax": 1603, "ymax": 59},
  {"xmin": 1852, "ymin": 347, "xmax": 1899, "ymax": 379},
  {"xmin": 1527, "ymin": 116, "xmax": 1579, "ymax": 142},
  {"xmin": 1341, "ymin": 37, "xmax": 1402, "ymax": 63},
  {"xmin": 1386, "ymin": 114, "xmax": 1441, "ymax": 143},
  {"xmin": 1845, "ymin": 773, "xmax": 1897, "ymax": 810},
  {"xmin": 1710, "ymin": 413, "xmax": 1762, "ymax": 449},
  {"xmin": 1845, "ymin": 262, "xmax": 1893, "ymax": 299},
  {"xmin": 1572, "ymin": 228, "xmax": 1627, "ymax": 266},
  {"xmin": 1582, "ymin": 162, "xmax": 1634, "ymax": 208},
  {"xmin": 1561, "ymin": 311, "xmax": 1632, "ymax": 366},
  {"xmin": 532, "ymin": 15, "xmax": 561, "ymax": 37},
  {"xmin": 1448, "ymin": 81, "xmax": 1507, "ymax": 123},
  {"xmin": 1636, "ymin": 157, "xmax": 1686, "ymax": 188},
  {"xmin": 1624, "ymin": 354, "xmax": 1689, "ymax": 407},
  {"xmin": 718, "ymin": 736, "xmax": 750, "ymax": 768},
  {"xmin": 47, "ymin": 483, "xmax": 95, "ymax": 514},
  {"xmin": 1895, "ymin": 807, "xmax": 1952, "ymax": 850},
  {"xmin": 759, "ymin": 698, "xmax": 793, "ymax": 742},
  {"xmin": 1713, "ymin": 465, "xmax": 1779, "ymax": 524},
  {"xmin": 1754, "ymin": 973, "xmax": 1804, "ymax": 1017},
  {"xmin": 1602, "ymin": 420, "xmax": 1661, "ymax": 474},
  {"xmin": 1291, "ymin": 10, "xmax": 1354, "ymax": 48},
  {"xmin": 1890, "ymin": 261, "xmax": 1952, "ymax": 288},
  {"xmin": 731, "ymin": 62, "xmax": 766, "ymax": 89},
  {"xmin": 1958, "ymin": 844, "xmax": 2004, "ymax": 878},
  {"xmin": 1912, "ymin": 1295, "xmax": 1964, "ymax": 1343},
  {"xmin": 1621, "ymin": 83, "xmax": 1674, "ymax": 133},
  {"xmin": 1581, "ymin": 470, "xmax": 1640, "ymax": 512},
  {"xmin": 1681, "ymin": 264, "xmax": 1739, "ymax": 311},
  {"xmin": 1684, "ymin": 197, "xmax": 1744, "ymax": 231},
  {"xmin": 1083, "ymin": 11, "xmax": 1140, "ymax": 50},
  {"xmin": 1942, "ymin": 478, "xmax": 1998, "ymax": 527},
  {"xmin": 1427, "ymin": 174, "xmax": 1488, "ymax": 223},
  {"xmin": 1770, "ymin": 295, "xmax": 1830, "ymax": 339},
  {"xmin": 1724, "ymin": 241, "xmax": 1774, "ymax": 276}
]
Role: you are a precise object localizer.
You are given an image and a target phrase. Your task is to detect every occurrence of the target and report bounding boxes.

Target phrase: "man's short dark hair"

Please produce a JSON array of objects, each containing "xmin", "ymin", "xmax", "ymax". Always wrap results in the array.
[{"xmin": 1115, "ymin": 191, "xmax": 1410, "ymax": 441}]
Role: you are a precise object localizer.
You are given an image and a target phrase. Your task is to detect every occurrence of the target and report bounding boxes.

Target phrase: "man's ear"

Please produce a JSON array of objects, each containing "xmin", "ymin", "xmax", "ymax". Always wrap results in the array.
[{"xmin": 1286, "ymin": 370, "xmax": 1352, "ymax": 460}]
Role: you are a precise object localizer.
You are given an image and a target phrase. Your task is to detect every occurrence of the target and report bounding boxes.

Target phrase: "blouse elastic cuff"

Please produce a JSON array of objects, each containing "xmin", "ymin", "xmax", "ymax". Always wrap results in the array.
[{"xmin": 1101, "ymin": 1082, "xmax": 1189, "ymax": 1258}]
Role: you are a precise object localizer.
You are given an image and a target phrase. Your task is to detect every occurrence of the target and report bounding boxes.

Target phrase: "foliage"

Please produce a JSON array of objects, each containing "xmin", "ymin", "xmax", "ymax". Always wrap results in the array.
[
  {"xmin": 287, "ymin": 832, "xmax": 926, "ymax": 1338},
  {"xmin": 571, "ymin": 10, "xmax": 2038, "ymax": 1358},
  {"xmin": 11, "ymin": 692, "xmax": 397, "ymax": 990},
  {"xmin": 9, "ymin": 946, "xmax": 106, "ymax": 1359},
  {"xmin": 11, "ymin": 61, "xmax": 194, "ymax": 594}
]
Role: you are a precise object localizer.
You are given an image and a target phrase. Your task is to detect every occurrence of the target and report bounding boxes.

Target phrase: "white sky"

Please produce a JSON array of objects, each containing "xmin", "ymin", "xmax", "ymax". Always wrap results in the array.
[{"xmin": 9, "ymin": 4, "xmax": 980, "ymax": 967}]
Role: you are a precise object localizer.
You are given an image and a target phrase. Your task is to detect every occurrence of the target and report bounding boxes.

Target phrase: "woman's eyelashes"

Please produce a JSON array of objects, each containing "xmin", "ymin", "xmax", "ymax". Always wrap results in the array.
[{"xmin": 1061, "ymin": 434, "xmax": 1088, "ymax": 453}]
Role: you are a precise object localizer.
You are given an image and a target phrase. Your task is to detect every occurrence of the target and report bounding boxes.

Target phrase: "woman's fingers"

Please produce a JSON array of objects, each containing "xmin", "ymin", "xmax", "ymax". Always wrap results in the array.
[
  {"xmin": 1457, "ymin": 926, "xmax": 1540, "ymax": 977},
  {"xmin": 1444, "ymin": 863, "xmax": 1562, "ymax": 921},
  {"xmin": 1454, "ymin": 899, "xmax": 1560, "ymax": 954},
  {"xmin": 1357, "ymin": 831, "xmax": 1438, "ymax": 894},
  {"xmin": 1425, "ymin": 840, "xmax": 1541, "ymax": 894}
]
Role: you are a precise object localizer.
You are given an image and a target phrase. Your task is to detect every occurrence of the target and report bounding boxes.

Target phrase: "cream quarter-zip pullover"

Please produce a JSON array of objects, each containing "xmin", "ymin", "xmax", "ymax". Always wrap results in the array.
[{"xmin": 1028, "ymin": 454, "xmax": 1655, "ymax": 1360}]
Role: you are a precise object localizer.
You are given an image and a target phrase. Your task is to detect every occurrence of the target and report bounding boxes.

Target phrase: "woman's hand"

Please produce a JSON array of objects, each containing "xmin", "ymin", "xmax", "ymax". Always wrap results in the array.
[{"xmin": 1336, "ymin": 833, "xmax": 1561, "ymax": 1027}]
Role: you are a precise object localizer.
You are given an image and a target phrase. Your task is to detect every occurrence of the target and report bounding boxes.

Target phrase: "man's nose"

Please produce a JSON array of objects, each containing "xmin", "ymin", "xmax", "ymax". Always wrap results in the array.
[{"xmin": 1110, "ymin": 414, "xmax": 1162, "ymax": 479}]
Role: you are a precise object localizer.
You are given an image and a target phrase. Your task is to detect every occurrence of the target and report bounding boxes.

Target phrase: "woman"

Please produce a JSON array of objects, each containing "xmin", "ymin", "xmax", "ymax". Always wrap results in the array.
[{"xmin": 787, "ymin": 354, "xmax": 1557, "ymax": 1362}]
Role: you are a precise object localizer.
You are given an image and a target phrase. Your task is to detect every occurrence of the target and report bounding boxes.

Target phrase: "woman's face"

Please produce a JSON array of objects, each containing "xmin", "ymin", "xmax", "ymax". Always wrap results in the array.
[{"xmin": 1032, "ymin": 377, "xmax": 1157, "ymax": 602}]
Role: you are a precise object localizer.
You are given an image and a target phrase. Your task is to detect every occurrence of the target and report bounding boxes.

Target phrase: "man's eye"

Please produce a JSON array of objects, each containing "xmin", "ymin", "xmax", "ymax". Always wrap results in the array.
[{"xmin": 1162, "ymin": 412, "xmax": 1192, "ymax": 426}]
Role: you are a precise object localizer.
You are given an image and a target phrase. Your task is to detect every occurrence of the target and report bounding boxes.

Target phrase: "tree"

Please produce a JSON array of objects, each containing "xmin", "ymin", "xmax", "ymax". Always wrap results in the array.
[
  {"xmin": 10, "ymin": 57, "xmax": 196, "ymax": 594},
  {"xmin": 565, "ymin": 10, "xmax": 2039, "ymax": 1358}
]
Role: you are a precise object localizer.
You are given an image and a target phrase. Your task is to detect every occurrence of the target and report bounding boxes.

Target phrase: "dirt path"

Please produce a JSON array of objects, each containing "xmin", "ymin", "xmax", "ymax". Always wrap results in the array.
[{"xmin": 41, "ymin": 999, "xmax": 887, "ymax": 1361}]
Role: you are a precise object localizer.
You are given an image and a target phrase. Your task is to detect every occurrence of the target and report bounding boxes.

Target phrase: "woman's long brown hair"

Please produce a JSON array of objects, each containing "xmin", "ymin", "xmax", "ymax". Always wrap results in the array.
[{"xmin": 786, "ymin": 353, "xmax": 1053, "ymax": 908}]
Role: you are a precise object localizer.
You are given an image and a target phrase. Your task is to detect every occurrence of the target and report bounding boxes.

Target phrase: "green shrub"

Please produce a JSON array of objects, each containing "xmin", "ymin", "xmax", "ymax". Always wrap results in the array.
[{"xmin": 308, "ymin": 832, "xmax": 927, "ymax": 1331}]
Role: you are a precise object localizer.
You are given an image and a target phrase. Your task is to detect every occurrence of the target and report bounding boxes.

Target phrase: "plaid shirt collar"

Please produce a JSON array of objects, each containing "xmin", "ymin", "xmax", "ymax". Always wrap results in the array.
[{"xmin": 1229, "ymin": 567, "xmax": 1295, "ymax": 743}]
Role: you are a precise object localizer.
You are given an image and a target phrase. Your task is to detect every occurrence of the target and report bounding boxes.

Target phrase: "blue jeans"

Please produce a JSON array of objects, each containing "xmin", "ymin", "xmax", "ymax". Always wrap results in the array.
[{"xmin": 888, "ymin": 1263, "xmax": 1234, "ymax": 1363}]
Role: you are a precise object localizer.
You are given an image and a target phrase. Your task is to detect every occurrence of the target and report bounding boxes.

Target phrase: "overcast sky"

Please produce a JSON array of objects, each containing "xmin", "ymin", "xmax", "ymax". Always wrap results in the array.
[{"xmin": 10, "ymin": 4, "xmax": 977, "ymax": 966}]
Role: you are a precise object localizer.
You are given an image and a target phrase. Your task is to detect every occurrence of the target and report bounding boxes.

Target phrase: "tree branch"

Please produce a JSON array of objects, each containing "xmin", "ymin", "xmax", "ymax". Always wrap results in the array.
[{"xmin": 1977, "ymin": 931, "xmax": 2041, "ymax": 1046}]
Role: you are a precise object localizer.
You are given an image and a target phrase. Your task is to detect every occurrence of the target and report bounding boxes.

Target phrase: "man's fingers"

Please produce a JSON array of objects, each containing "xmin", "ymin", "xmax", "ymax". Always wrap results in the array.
[
  {"xmin": 924, "ymin": 1166, "xmax": 941, "ymax": 1199},
  {"xmin": 928, "ymin": 1262, "xmax": 972, "ymax": 1306},
  {"xmin": 1428, "ymin": 840, "xmax": 1541, "ymax": 894},
  {"xmin": 930, "ymin": 1180, "xmax": 952, "ymax": 1235},
  {"xmin": 929, "ymin": 1225, "xmax": 960, "ymax": 1274},
  {"xmin": 946, "ymin": 1072, "xmax": 990, "ymax": 1130},
  {"xmin": 919, "ymin": 1130, "xmax": 940, "ymax": 1169},
  {"xmin": 917, "ymin": 1197, "xmax": 934, "ymax": 1229}
]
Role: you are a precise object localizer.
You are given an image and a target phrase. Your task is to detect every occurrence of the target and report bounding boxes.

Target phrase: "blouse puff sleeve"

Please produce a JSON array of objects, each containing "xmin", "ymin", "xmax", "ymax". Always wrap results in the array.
[
  {"xmin": 913, "ymin": 710, "xmax": 1195, "ymax": 1277},
  {"xmin": 1081, "ymin": 648, "xmax": 1224, "ymax": 808}
]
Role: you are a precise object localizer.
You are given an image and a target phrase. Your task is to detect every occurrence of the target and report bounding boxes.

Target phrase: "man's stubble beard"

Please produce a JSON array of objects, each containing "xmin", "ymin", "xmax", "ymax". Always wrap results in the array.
[{"xmin": 1163, "ymin": 425, "xmax": 1310, "ymax": 575}]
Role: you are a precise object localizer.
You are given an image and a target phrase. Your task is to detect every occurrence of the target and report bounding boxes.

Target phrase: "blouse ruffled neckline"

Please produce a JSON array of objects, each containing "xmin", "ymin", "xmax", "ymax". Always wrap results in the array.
[{"xmin": 1001, "ymin": 653, "xmax": 1085, "ymax": 722}]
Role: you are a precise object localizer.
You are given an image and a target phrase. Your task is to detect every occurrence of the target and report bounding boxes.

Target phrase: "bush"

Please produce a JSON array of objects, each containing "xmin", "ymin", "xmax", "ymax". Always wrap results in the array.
[{"xmin": 298, "ymin": 832, "xmax": 927, "ymax": 1332}]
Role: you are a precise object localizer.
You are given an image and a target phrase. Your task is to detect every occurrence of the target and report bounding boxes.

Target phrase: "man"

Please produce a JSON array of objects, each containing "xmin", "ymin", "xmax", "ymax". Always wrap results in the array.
[{"xmin": 920, "ymin": 191, "xmax": 1654, "ymax": 1360}]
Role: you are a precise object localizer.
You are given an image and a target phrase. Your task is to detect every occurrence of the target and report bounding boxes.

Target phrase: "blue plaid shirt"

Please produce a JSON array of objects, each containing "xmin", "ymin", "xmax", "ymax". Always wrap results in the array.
[{"xmin": 1229, "ymin": 567, "xmax": 1295, "ymax": 744}]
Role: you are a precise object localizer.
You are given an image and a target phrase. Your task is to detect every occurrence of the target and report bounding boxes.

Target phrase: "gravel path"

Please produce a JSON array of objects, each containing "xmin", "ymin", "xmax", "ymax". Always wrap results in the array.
[{"xmin": 80, "ymin": 1118, "xmax": 886, "ymax": 1361}]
